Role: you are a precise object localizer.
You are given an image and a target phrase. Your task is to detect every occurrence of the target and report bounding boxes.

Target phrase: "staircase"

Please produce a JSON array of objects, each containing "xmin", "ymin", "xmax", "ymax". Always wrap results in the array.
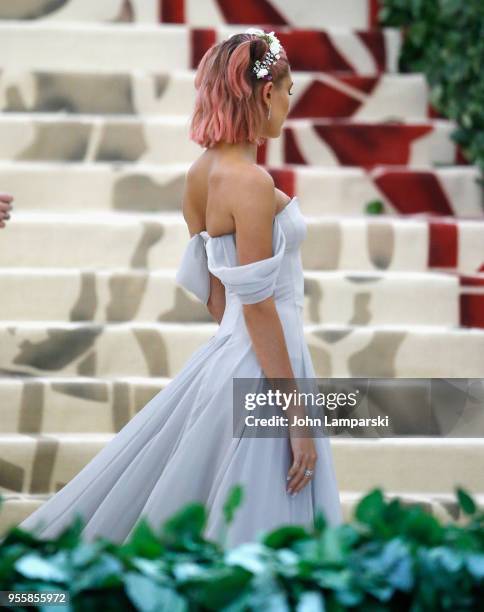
[{"xmin": 1, "ymin": 0, "xmax": 483, "ymax": 537}]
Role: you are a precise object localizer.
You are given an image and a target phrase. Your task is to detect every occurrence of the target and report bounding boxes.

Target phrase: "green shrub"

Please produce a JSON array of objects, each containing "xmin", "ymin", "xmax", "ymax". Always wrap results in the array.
[
  {"xmin": 1, "ymin": 485, "xmax": 483, "ymax": 610},
  {"xmin": 378, "ymin": 0, "xmax": 484, "ymax": 188}
]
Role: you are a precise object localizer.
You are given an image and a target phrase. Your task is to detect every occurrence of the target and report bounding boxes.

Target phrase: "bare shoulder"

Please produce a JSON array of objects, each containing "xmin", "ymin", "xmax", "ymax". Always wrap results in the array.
[
  {"xmin": 181, "ymin": 157, "xmax": 209, "ymax": 234},
  {"xmin": 237, "ymin": 164, "xmax": 275, "ymax": 214},
  {"xmin": 214, "ymin": 163, "xmax": 276, "ymax": 221},
  {"xmin": 232, "ymin": 162, "xmax": 274, "ymax": 192},
  {"xmin": 221, "ymin": 164, "xmax": 277, "ymax": 267}
]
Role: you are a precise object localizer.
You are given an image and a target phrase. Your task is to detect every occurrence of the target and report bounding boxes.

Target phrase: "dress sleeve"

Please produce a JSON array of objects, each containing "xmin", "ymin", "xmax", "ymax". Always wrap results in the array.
[
  {"xmin": 206, "ymin": 220, "xmax": 286, "ymax": 305},
  {"xmin": 175, "ymin": 233, "xmax": 211, "ymax": 305}
]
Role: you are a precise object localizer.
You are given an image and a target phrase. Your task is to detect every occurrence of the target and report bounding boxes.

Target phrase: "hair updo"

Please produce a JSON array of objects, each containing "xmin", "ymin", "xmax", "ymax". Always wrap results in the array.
[{"xmin": 189, "ymin": 32, "xmax": 289, "ymax": 149}]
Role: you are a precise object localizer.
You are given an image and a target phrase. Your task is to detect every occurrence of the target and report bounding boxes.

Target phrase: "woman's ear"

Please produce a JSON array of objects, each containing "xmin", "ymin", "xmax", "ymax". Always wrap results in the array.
[{"xmin": 263, "ymin": 81, "xmax": 273, "ymax": 105}]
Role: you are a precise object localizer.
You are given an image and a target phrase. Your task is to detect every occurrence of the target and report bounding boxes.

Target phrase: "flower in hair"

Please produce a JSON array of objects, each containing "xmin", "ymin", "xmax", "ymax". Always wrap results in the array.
[{"xmin": 245, "ymin": 27, "xmax": 282, "ymax": 80}]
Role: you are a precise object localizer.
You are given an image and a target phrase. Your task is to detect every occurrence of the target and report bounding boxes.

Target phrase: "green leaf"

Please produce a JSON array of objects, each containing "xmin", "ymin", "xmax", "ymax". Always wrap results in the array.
[
  {"xmin": 14, "ymin": 553, "xmax": 69, "ymax": 582},
  {"xmin": 456, "ymin": 487, "xmax": 477, "ymax": 515},
  {"xmin": 55, "ymin": 513, "xmax": 85, "ymax": 549},
  {"xmin": 365, "ymin": 200, "xmax": 385, "ymax": 215},
  {"xmin": 123, "ymin": 517, "xmax": 165, "ymax": 558},
  {"xmin": 354, "ymin": 538, "xmax": 413, "ymax": 595},
  {"xmin": 70, "ymin": 541, "xmax": 105, "ymax": 568},
  {"xmin": 223, "ymin": 484, "xmax": 244, "ymax": 526},
  {"xmin": 245, "ymin": 574, "xmax": 291, "ymax": 611},
  {"xmin": 160, "ymin": 503, "xmax": 207, "ymax": 546},
  {"xmin": 314, "ymin": 568, "xmax": 352, "ymax": 590},
  {"xmin": 39, "ymin": 601, "xmax": 73, "ymax": 612},
  {"xmin": 172, "ymin": 561, "xmax": 207, "ymax": 582},
  {"xmin": 224, "ymin": 542, "xmax": 270, "ymax": 575},
  {"xmin": 465, "ymin": 552, "xmax": 484, "ymax": 580},
  {"xmin": 318, "ymin": 528, "xmax": 348, "ymax": 566},
  {"xmin": 401, "ymin": 507, "xmax": 443, "ymax": 545},
  {"xmin": 71, "ymin": 553, "xmax": 124, "ymax": 593},
  {"xmin": 262, "ymin": 525, "xmax": 310, "ymax": 549},
  {"xmin": 355, "ymin": 489, "xmax": 386, "ymax": 526},
  {"xmin": 124, "ymin": 572, "xmax": 188, "ymax": 612},
  {"xmin": 313, "ymin": 509, "xmax": 327, "ymax": 534},
  {"xmin": 296, "ymin": 591, "xmax": 326, "ymax": 612},
  {"xmin": 131, "ymin": 557, "xmax": 169, "ymax": 580},
  {"xmin": 182, "ymin": 566, "xmax": 252, "ymax": 609}
]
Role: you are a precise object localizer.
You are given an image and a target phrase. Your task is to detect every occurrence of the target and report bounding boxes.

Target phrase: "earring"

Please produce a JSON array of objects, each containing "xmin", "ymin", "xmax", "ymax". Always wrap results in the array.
[{"xmin": 267, "ymin": 104, "xmax": 271, "ymax": 120}]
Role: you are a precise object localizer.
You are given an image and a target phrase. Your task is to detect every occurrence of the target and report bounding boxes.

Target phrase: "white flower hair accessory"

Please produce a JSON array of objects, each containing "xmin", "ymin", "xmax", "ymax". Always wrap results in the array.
[{"xmin": 245, "ymin": 27, "xmax": 282, "ymax": 81}]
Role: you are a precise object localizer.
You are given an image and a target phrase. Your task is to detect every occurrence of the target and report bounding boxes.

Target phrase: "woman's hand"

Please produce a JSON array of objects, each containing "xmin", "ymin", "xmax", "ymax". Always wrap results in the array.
[
  {"xmin": 286, "ymin": 435, "xmax": 318, "ymax": 496},
  {"xmin": 0, "ymin": 193, "xmax": 13, "ymax": 229}
]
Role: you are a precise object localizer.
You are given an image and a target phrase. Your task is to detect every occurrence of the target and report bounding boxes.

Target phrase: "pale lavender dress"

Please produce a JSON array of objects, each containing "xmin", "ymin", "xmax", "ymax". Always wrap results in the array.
[{"xmin": 17, "ymin": 196, "xmax": 343, "ymax": 548}]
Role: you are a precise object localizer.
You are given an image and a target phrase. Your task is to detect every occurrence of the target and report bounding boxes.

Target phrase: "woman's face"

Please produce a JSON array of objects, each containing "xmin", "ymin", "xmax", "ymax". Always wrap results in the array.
[{"xmin": 261, "ymin": 71, "xmax": 293, "ymax": 138}]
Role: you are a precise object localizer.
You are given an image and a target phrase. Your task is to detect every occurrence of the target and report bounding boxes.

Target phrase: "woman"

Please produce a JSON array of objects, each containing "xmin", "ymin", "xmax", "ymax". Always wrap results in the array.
[{"xmin": 16, "ymin": 28, "xmax": 343, "ymax": 548}]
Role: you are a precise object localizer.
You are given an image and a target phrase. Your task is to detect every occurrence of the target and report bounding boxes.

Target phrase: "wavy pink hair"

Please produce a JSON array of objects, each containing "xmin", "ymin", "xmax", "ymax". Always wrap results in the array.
[{"xmin": 189, "ymin": 32, "xmax": 289, "ymax": 148}]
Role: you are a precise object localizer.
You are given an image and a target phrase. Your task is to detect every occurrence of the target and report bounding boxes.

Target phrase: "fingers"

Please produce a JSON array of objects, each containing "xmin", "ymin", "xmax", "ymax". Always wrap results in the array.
[
  {"xmin": 286, "ymin": 452, "xmax": 302, "ymax": 482},
  {"xmin": 286, "ymin": 451, "xmax": 317, "ymax": 496},
  {"xmin": 287, "ymin": 454, "xmax": 306, "ymax": 495},
  {"xmin": 0, "ymin": 194, "xmax": 13, "ymax": 228},
  {"xmin": 286, "ymin": 454, "xmax": 302, "ymax": 494}
]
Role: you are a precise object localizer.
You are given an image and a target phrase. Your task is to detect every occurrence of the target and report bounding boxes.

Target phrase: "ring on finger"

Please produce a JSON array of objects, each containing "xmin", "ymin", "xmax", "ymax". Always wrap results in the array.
[{"xmin": 304, "ymin": 469, "xmax": 314, "ymax": 478}]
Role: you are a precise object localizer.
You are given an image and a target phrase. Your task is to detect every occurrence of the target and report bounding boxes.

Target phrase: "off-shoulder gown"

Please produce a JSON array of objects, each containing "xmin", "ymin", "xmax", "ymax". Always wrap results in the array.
[{"xmin": 16, "ymin": 196, "xmax": 343, "ymax": 547}]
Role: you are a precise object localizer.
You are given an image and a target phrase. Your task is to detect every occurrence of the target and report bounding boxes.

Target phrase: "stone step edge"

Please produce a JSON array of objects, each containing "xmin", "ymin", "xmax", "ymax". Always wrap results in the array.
[
  {"xmin": 0, "ymin": 267, "xmax": 470, "ymax": 281},
  {"xmin": 0, "ymin": 22, "xmax": 402, "ymax": 35},
  {"xmin": 0, "ymin": 67, "xmax": 426, "ymax": 79},
  {"xmin": 1, "ymin": 160, "xmax": 474, "ymax": 173},
  {"xmin": 1, "ymin": 321, "xmax": 482, "ymax": 334},
  {"xmin": 0, "ymin": 112, "xmax": 454, "ymax": 126},
  {"xmin": 1, "ymin": 492, "xmax": 479, "ymax": 533},
  {"xmin": 1, "ymin": 434, "xmax": 483, "ymax": 446},
  {"xmin": 0, "ymin": 375, "xmax": 172, "ymax": 385},
  {"xmin": 8, "ymin": 210, "xmax": 484, "ymax": 224},
  {"xmin": 3, "ymin": 490, "xmax": 482, "ymax": 502}
]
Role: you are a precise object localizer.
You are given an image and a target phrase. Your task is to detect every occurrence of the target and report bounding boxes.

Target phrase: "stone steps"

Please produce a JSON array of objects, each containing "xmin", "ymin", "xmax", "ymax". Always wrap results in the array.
[
  {"xmin": 1, "ymin": 161, "xmax": 481, "ymax": 217},
  {"xmin": 1, "ymin": 211, "xmax": 482, "ymax": 273},
  {"xmin": 0, "ymin": 23, "xmax": 401, "ymax": 73},
  {"xmin": 0, "ymin": 114, "xmax": 463, "ymax": 166},
  {"xmin": 1, "ymin": 322, "xmax": 483, "ymax": 378},
  {"xmin": 0, "ymin": 69, "xmax": 429, "ymax": 119},
  {"xmin": 0, "ymin": 434, "xmax": 482, "ymax": 496},
  {"xmin": 0, "ymin": 267, "xmax": 468, "ymax": 326},
  {"xmin": 2, "ymin": 488, "xmax": 482, "ymax": 537},
  {"xmin": 1, "ymin": 376, "xmax": 483, "ymax": 436},
  {"xmin": 0, "ymin": 0, "xmax": 381, "ymax": 29},
  {"xmin": 0, "ymin": 0, "xmax": 157, "ymax": 23}
]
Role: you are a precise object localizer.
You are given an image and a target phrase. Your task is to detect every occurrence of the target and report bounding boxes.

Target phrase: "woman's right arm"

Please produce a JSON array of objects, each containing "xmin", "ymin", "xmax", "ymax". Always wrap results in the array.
[{"xmin": 228, "ymin": 167, "xmax": 318, "ymax": 497}]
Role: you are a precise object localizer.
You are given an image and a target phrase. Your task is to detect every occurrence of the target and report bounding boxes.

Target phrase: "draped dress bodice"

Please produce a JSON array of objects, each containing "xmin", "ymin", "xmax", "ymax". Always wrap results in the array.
[{"xmin": 176, "ymin": 196, "xmax": 307, "ymax": 337}]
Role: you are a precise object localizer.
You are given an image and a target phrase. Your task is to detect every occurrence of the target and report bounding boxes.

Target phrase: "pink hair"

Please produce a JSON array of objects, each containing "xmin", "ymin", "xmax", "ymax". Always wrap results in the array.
[{"xmin": 189, "ymin": 32, "xmax": 289, "ymax": 148}]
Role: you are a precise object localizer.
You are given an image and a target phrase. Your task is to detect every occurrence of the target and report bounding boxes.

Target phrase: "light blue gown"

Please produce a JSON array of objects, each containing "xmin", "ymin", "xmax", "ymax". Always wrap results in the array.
[{"xmin": 17, "ymin": 196, "xmax": 343, "ymax": 548}]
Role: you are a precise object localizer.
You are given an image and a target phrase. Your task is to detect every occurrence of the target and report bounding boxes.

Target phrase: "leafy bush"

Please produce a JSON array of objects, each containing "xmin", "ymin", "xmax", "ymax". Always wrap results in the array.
[
  {"xmin": 1, "ymin": 485, "xmax": 483, "ymax": 611},
  {"xmin": 378, "ymin": 0, "xmax": 484, "ymax": 187}
]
